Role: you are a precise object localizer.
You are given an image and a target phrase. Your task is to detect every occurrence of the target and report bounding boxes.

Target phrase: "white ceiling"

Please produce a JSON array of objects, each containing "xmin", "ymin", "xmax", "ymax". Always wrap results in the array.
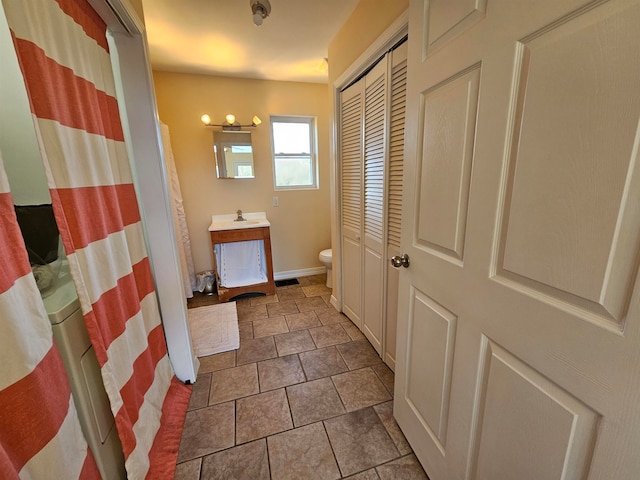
[{"xmin": 141, "ymin": 0, "xmax": 359, "ymax": 84}]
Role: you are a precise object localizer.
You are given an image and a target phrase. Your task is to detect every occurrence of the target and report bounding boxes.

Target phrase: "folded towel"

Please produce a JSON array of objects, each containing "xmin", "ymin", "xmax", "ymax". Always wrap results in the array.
[{"xmin": 215, "ymin": 240, "xmax": 267, "ymax": 288}]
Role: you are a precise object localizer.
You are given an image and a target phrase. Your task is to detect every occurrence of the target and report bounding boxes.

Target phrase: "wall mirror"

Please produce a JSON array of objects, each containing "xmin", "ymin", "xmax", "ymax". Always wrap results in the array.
[{"xmin": 213, "ymin": 131, "xmax": 255, "ymax": 179}]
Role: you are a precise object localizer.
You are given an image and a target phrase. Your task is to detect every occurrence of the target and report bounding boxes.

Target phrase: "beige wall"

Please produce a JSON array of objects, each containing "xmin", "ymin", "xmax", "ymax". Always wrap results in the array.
[
  {"xmin": 328, "ymin": 0, "xmax": 408, "ymax": 84},
  {"xmin": 153, "ymin": 72, "xmax": 331, "ymax": 276}
]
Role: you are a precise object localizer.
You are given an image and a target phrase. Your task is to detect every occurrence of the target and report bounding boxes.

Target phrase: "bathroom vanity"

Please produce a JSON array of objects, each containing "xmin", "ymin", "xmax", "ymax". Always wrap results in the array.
[{"xmin": 209, "ymin": 212, "xmax": 275, "ymax": 302}]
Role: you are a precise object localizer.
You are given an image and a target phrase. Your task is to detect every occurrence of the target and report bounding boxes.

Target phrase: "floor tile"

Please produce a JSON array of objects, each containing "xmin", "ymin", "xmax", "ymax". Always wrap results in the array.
[
  {"xmin": 234, "ymin": 296, "xmax": 253, "ymax": 306},
  {"xmin": 337, "ymin": 340, "xmax": 382, "ymax": 370},
  {"xmin": 341, "ymin": 321, "xmax": 366, "ymax": 341},
  {"xmin": 200, "ymin": 439, "xmax": 270, "ymax": 480},
  {"xmin": 237, "ymin": 304, "xmax": 268, "ymax": 322},
  {"xmin": 316, "ymin": 307, "xmax": 348, "ymax": 325},
  {"xmin": 302, "ymin": 284, "xmax": 332, "ymax": 297},
  {"xmin": 210, "ymin": 363, "xmax": 259, "ymax": 405},
  {"xmin": 250, "ymin": 294, "xmax": 279, "ymax": 306},
  {"xmin": 332, "ymin": 368, "xmax": 391, "ymax": 411},
  {"xmin": 267, "ymin": 299, "xmax": 300, "ymax": 317},
  {"xmin": 285, "ymin": 311, "xmax": 321, "ymax": 331},
  {"xmin": 267, "ymin": 422, "xmax": 340, "ymax": 480},
  {"xmin": 287, "ymin": 377, "xmax": 345, "ymax": 427},
  {"xmin": 238, "ymin": 321, "xmax": 253, "ymax": 341},
  {"xmin": 324, "ymin": 407, "xmax": 399, "ymax": 477},
  {"xmin": 274, "ymin": 329, "xmax": 316, "ymax": 357},
  {"xmin": 295, "ymin": 296, "xmax": 327, "ymax": 312},
  {"xmin": 178, "ymin": 276, "xmax": 414, "ymax": 478},
  {"xmin": 173, "ymin": 458, "xmax": 201, "ymax": 480},
  {"xmin": 236, "ymin": 336, "xmax": 277, "ymax": 365},
  {"xmin": 299, "ymin": 346, "xmax": 349, "ymax": 381},
  {"xmin": 374, "ymin": 401, "xmax": 412, "ymax": 455},
  {"xmin": 309, "ymin": 323, "xmax": 352, "ymax": 348},
  {"xmin": 198, "ymin": 351, "xmax": 236, "ymax": 373},
  {"xmin": 188, "ymin": 374, "xmax": 211, "ymax": 410},
  {"xmin": 253, "ymin": 316, "xmax": 289, "ymax": 338},
  {"xmin": 376, "ymin": 454, "xmax": 428, "ymax": 480},
  {"xmin": 236, "ymin": 389, "xmax": 293, "ymax": 444},
  {"xmin": 371, "ymin": 363, "xmax": 395, "ymax": 396},
  {"xmin": 344, "ymin": 469, "xmax": 380, "ymax": 480},
  {"xmin": 305, "ymin": 274, "xmax": 327, "ymax": 285},
  {"xmin": 257, "ymin": 354, "xmax": 305, "ymax": 392},
  {"xmin": 275, "ymin": 287, "xmax": 306, "ymax": 302},
  {"xmin": 177, "ymin": 402, "xmax": 235, "ymax": 462}
]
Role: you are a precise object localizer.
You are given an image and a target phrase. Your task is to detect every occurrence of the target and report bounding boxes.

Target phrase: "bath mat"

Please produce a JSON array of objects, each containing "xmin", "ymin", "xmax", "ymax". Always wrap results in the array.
[
  {"xmin": 275, "ymin": 278, "xmax": 299, "ymax": 287},
  {"xmin": 188, "ymin": 302, "xmax": 239, "ymax": 357}
]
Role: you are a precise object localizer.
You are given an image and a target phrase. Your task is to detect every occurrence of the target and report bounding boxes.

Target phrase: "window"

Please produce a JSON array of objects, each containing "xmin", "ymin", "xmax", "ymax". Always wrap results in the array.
[{"xmin": 270, "ymin": 116, "xmax": 317, "ymax": 189}]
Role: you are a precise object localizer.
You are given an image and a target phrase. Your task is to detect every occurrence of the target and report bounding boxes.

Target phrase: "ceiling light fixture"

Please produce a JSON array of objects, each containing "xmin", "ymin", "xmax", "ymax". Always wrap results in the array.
[
  {"xmin": 201, "ymin": 114, "xmax": 262, "ymax": 131},
  {"xmin": 250, "ymin": 0, "xmax": 271, "ymax": 27}
]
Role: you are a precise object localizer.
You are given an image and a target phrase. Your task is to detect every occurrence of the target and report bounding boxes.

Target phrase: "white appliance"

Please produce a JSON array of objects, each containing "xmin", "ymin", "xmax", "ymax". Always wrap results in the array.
[{"xmin": 43, "ymin": 261, "xmax": 126, "ymax": 480}]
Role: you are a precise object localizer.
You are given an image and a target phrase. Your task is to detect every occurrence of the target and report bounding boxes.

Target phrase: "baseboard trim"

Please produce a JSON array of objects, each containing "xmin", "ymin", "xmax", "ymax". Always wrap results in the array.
[
  {"xmin": 384, "ymin": 354, "xmax": 396, "ymax": 372},
  {"xmin": 274, "ymin": 267, "xmax": 326, "ymax": 281},
  {"xmin": 330, "ymin": 295, "xmax": 339, "ymax": 311}
]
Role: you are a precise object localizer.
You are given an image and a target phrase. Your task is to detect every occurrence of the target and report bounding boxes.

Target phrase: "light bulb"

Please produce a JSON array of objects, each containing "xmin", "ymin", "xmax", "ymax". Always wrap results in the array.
[
  {"xmin": 253, "ymin": 11, "xmax": 263, "ymax": 26},
  {"xmin": 225, "ymin": 114, "xmax": 236, "ymax": 124},
  {"xmin": 252, "ymin": 116, "xmax": 262, "ymax": 126},
  {"xmin": 200, "ymin": 114, "xmax": 211, "ymax": 125}
]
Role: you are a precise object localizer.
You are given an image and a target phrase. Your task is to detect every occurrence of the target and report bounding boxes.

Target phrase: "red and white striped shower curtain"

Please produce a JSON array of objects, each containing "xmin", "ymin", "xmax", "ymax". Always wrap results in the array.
[
  {"xmin": 0, "ymin": 152, "xmax": 101, "ymax": 479},
  {"xmin": 2, "ymin": 0, "xmax": 191, "ymax": 478}
]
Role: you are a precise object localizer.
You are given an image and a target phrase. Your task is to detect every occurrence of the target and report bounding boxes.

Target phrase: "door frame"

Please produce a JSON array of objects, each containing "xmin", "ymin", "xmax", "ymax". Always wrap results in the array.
[{"xmin": 330, "ymin": 11, "xmax": 408, "ymax": 361}]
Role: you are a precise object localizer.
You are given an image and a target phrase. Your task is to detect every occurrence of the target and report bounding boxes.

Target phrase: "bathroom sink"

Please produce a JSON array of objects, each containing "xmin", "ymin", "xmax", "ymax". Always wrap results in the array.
[{"xmin": 209, "ymin": 212, "xmax": 270, "ymax": 231}]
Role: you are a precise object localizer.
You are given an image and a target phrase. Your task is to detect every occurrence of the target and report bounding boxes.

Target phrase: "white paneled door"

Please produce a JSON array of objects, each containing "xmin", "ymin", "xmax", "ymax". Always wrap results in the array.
[{"xmin": 394, "ymin": 1, "xmax": 640, "ymax": 479}]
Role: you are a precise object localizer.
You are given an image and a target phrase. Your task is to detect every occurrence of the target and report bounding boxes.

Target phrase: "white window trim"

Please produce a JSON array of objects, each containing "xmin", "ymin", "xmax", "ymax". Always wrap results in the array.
[{"xmin": 270, "ymin": 115, "xmax": 319, "ymax": 190}]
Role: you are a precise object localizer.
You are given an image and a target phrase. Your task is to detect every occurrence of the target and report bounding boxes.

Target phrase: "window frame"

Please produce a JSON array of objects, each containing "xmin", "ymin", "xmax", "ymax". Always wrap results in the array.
[{"xmin": 270, "ymin": 115, "xmax": 318, "ymax": 190}]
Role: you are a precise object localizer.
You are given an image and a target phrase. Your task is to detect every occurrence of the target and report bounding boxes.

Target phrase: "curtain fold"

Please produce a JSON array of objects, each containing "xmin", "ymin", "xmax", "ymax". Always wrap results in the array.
[
  {"xmin": 2, "ymin": 0, "xmax": 191, "ymax": 478},
  {"xmin": 0, "ymin": 152, "xmax": 100, "ymax": 479},
  {"xmin": 160, "ymin": 122, "xmax": 196, "ymax": 298}
]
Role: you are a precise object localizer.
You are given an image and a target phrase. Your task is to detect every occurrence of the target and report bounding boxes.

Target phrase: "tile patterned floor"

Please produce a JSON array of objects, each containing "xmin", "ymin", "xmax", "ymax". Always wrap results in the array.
[{"xmin": 176, "ymin": 274, "xmax": 428, "ymax": 480}]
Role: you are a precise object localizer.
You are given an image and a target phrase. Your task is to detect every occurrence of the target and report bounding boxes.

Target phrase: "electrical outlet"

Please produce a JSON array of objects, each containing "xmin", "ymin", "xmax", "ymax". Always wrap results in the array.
[{"xmin": 272, "ymin": 196, "xmax": 279, "ymax": 207}]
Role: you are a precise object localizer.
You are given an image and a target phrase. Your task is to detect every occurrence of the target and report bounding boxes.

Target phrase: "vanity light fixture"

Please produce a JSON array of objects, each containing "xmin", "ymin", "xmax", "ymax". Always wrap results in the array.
[
  {"xmin": 250, "ymin": 0, "xmax": 271, "ymax": 27},
  {"xmin": 200, "ymin": 114, "xmax": 262, "ymax": 131}
]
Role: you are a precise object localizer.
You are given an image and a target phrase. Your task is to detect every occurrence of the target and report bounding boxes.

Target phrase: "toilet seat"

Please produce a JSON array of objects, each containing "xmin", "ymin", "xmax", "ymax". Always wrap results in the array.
[{"xmin": 319, "ymin": 249, "xmax": 332, "ymax": 262}]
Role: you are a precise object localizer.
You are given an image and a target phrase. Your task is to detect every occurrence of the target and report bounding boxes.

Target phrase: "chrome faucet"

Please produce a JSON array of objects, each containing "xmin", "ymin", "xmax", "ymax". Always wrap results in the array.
[{"xmin": 234, "ymin": 209, "xmax": 245, "ymax": 221}]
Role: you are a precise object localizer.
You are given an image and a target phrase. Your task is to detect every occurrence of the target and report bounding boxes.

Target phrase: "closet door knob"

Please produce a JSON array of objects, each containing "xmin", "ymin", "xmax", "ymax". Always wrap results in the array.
[{"xmin": 390, "ymin": 254, "xmax": 410, "ymax": 268}]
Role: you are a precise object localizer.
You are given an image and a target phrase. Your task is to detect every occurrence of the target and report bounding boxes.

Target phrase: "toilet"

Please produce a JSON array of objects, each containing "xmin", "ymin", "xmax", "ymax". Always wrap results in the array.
[{"xmin": 318, "ymin": 249, "xmax": 332, "ymax": 288}]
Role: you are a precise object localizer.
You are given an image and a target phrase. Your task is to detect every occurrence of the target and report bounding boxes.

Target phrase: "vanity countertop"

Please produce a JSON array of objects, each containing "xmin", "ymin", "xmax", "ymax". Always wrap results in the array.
[{"xmin": 208, "ymin": 211, "xmax": 270, "ymax": 231}]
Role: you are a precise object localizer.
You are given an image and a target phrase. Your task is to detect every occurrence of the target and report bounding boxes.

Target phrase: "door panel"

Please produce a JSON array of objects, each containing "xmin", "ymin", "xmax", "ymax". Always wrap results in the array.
[
  {"xmin": 469, "ymin": 339, "xmax": 600, "ymax": 480},
  {"xmin": 341, "ymin": 80, "xmax": 364, "ymax": 325},
  {"xmin": 342, "ymin": 234, "xmax": 362, "ymax": 326},
  {"xmin": 395, "ymin": 1, "xmax": 640, "ymax": 479},
  {"xmin": 496, "ymin": 3, "xmax": 640, "ymax": 327},
  {"xmin": 385, "ymin": 43, "xmax": 408, "ymax": 369},
  {"xmin": 405, "ymin": 288, "xmax": 457, "ymax": 449},
  {"xmin": 427, "ymin": 0, "xmax": 488, "ymax": 54},
  {"xmin": 362, "ymin": 61, "xmax": 387, "ymax": 353},
  {"xmin": 417, "ymin": 65, "xmax": 479, "ymax": 264},
  {"xmin": 385, "ymin": 254, "xmax": 400, "ymax": 368},
  {"xmin": 363, "ymin": 246, "xmax": 383, "ymax": 350}
]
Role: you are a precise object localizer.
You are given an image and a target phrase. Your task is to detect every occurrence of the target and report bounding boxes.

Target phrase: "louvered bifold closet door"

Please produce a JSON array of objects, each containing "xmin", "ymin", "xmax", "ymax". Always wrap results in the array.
[
  {"xmin": 340, "ymin": 79, "xmax": 364, "ymax": 325},
  {"xmin": 384, "ymin": 41, "xmax": 408, "ymax": 369},
  {"xmin": 362, "ymin": 59, "xmax": 388, "ymax": 353}
]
